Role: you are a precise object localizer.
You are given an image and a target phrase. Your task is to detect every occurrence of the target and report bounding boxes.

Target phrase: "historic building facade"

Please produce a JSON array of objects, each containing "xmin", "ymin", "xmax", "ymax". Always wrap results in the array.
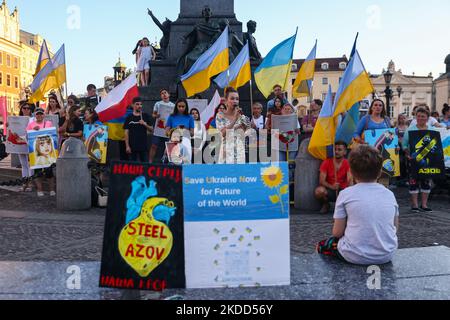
[
  {"xmin": 0, "ymin": 1, "xmax": 52, "ymax": 114},
  {"xmin": 288, "ymin": 56, "xmax": 349, "ymax": 108},
  {"xmin": 369, "ymin": 61, "xmax": 434, "ymax": 120}
]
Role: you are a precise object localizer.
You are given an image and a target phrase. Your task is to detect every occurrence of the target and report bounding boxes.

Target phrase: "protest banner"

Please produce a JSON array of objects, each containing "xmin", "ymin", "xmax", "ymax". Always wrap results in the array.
[
  {"xmin": 365, "ymin": 128, "xmax": 400, "ymax": 177},
  {"xmin": 271, "ymin": 114, "xmax": 299, "ymax": 153},
  {"xmin": 100, "ymin": 163, "xmax": 185, "ymax": 291},
  {"xmin": 27, "ymin": 127, "xmax": 58, "ymax": 170},
  {"xmin": 409, "ymin": 130, "xmax": 445, "ymax": 179},
  {"xmin": 183, "ymin": 163, "xmax": 290, "ymax": 289},
  {"xmin": 5, "ymin": 116, "xmax": 29, "ymax": 154},
  {"xmin": 154, "ymin": 105, "xmax": 173, "ymax": 138},
  {"xmin": 84, "ymin": 124, "xmax": 108, "ymax": 164},
  {"xmin": 437, "ymin": 128, "xmax": 449, "ymax": 168}
]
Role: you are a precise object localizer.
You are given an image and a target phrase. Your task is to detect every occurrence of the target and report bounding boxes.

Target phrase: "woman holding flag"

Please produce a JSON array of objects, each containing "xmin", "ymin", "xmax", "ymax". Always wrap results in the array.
[{"xmin": 216, "ymin": 87, "xmax": 250, "ymax": 164}]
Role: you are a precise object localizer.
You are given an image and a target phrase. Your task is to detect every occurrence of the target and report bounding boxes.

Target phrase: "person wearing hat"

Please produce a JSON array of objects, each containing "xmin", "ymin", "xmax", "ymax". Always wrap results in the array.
[{"xmin": 26, "ymin": 108, "xmax": 56, "ymax": 197}]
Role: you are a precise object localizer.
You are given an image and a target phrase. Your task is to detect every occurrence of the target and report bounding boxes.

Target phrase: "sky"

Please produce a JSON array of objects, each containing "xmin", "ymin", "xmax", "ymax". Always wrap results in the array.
[{"xmin": 8, "ymin": 0, "xmax": 450, "ymax": 95}]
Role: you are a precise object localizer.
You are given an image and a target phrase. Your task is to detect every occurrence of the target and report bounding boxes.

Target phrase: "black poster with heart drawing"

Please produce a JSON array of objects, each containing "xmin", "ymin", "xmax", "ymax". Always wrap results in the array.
[
  {"xmin": 99, "ymin": 162, "xmax": 185, "ymax": 291},
  {"xmin": 408, "ymin": 130, "xmax": 445, "ymax": 180}
]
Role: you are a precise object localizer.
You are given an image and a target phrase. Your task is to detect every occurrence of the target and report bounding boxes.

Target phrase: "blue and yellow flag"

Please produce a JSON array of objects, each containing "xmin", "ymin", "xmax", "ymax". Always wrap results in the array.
[
  {"xmin": 214, "ymin": 43, "xmax": 251, "ymax": 90},
  {"xmin": 309, "ymin": 85, "xmax": 337, "ymax": 160},
  {"xmin": 181, "ymin": 27, "xmax": 229, "ymax": 97},
  {"xmin": 335, "ymin": 33, "xmax": 362, "ymax": 144},
  {"xmin": 34, "ymin": 40, "xmax": 51, "ymax": 76},
  {"xmin": 292, "ymin": 40, "xmax": 317, "ymax": 98},
  {"xmin": 29, "ymin": 44, "xmax": 66, "ymax": 103},
  {"xmin": 332, "ymin": 49, "xmax": 374, "ymax": 117},
  {"xmin": 254, "ymin": 31, "xmax": 297, "ymax": 98},
  {"xmin": 106, "ymin": 108, "xmax": 133, "ymax": 141}
]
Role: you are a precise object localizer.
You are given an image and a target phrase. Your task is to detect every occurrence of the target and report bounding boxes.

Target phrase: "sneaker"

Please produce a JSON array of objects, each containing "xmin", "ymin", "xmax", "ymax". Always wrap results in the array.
[
  {"xmin": 420, "ymin": 206, "xmax": 433, "ymax": 213},
  {"xmin": 37, "ymin": 192, "xmax": 45, "ymax": 197},
  {"xmin": 411, "ymin": 207, "xmax": 420, "ymax": 213},
  {"xmin": 50, "ymin": 191, "xmax": 56, "ymax": 197}
]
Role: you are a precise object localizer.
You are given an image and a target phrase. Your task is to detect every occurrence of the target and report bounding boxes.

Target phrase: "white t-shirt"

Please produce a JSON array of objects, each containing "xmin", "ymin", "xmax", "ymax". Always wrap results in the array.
[
  {"xmin": 334, "ymin": 183, "xmax": 399, "ymax": 265},
  {"xmin": 409, "ymin": 117, "xmax": 438, "ymax": 128},
  {"xmin": 153, "ymin": 100, "xmax": 175, "ymax": 115},
  {"xmin": 252, "ymin": 115, "xmax": 265, "ymax": 130}
]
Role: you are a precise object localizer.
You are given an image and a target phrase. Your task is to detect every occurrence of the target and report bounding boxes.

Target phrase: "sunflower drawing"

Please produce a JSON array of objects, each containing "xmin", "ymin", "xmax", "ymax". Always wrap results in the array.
[{"xmin": 261, "ymin": 166, "xmax": 289, "ymax": 213}]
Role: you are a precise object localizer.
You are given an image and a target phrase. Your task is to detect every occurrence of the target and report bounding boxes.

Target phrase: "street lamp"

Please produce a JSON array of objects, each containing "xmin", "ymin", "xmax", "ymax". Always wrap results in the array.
[
  {"xmin": 397, "ymin": 86, "xmax": 403, "ymax": 98},
  {"xmin": 384, "ymin": 70, "xmax": 393, "ymax": 117}
]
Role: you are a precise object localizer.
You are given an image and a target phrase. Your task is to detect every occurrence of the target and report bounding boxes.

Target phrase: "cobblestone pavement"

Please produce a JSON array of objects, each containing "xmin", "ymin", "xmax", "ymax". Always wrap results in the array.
[{"xmin": 0, "ymin": 186, "xmax": 448, "ymax": 262}]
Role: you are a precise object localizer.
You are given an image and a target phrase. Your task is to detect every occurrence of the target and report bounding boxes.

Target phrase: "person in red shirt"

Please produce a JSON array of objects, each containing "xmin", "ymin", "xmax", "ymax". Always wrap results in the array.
[{"xmin": 314, "ymin": 141, "xmax": 353, "ymax": 214}]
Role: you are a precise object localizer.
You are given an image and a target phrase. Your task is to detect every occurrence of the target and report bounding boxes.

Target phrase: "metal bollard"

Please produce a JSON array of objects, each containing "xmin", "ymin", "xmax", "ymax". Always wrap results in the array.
[{"xmin": 56, "ymin": 138, "xmax": 91, "ymax": 211}]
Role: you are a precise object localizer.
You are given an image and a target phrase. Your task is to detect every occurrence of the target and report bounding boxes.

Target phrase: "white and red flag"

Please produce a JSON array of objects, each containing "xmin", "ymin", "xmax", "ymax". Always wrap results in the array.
[{"xmin": 96, "ymin": 73, "xmax": 139, "ymax": 123}]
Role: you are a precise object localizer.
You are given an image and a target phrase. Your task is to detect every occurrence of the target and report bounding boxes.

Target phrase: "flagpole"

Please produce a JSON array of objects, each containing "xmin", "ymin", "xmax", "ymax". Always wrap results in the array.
[{"xmin": 249, "ymin": 79, "xmax": 254, "ymax": 109}]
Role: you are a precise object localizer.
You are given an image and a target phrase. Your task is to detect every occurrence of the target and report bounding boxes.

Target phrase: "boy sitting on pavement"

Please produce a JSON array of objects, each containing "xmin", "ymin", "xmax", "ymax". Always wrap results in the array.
[
  {"xmin": 314, "ymin": 141, "xmax": 353, "ymax": 214},
  {"xmin": 317, "ymin": 145, "xmax": 399, "ymax": 265}
]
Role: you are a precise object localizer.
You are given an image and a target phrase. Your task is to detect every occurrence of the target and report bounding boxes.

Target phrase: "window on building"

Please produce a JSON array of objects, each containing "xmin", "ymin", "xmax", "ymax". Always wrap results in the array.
[
  {"xmin": 321, "ymin": 62, "xmax": 329, "ymax": 70},
  {"xmin": 339, "ymin": 62, "xmax": 347, "ymax": 70},
  {"xmin": 6, "ymin": 55, "xmax": 11, "ymax": 67},
  {"xmin": 404, "ymin": 105, "xmax": 411, "ymax": 117},
  {"xmin": 29, "ymin": 39, "xmax": 34, "ymax": 46},
  {"xmin": 339, "ymin": 77, "xmax": 342, "ymax": 83},
  {"xmin": 14, "ymin": 76, "xmax": 18, "ymax": 88},
  {"xmin": 389, "ymin": 106, "xmax": 394, "ymax": 119},
  {"xmin": 7, "ymin": 74, "xmax": 11, "ymax": 87},
  {"xmin": 322, "ymin": 78, "xmax": 328, "ymax": 85},
  {"xmin": 322, "ymin": 93, "xmax": 327, "ymax": 101},
  {"xmin": 14, "ymin": 57, "xmax": 18, "ymax": 69},
  {"xmin": 0, "ymin": 73, "xmax": 2, "ymax": 85}
]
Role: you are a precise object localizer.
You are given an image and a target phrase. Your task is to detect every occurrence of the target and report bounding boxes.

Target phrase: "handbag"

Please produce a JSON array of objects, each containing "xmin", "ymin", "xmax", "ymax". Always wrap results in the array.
[{"xmin": 95, "ymin": 186, "xmax": 108, "ymax": 208}]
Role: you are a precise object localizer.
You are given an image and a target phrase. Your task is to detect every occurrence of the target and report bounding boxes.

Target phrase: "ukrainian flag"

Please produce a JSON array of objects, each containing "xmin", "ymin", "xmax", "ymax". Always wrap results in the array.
[
  {"xmin": 332, "ymin": 49, "xmax": 374, "ymax": 117},
  {"xmin": 214, "ymin": 43, "xmax": 251, "ymax": 90},
  {"xmin": 34, "ymin": 40, "xmax": 51, "ymax": 76},
  {"xmin": 292, "ymin": 41, "xmax": 317, "ymax": 98},
  {"xmin": 309, "ymin": 85, "xmax": 336, "ymax": 160},
  {"xmin": 106, "ymin": 108, "xmax": 133, "ymax": 141},
  {"xmin": 29, "ymin": 44, "xmax": 66, "ymax": 104},
  {"xmin": 181, "ymin": 27, "xmax": 229, "ymax": 97},
  {"xmin": 254, "ymin": 31, "xmax": 297, "ymax": 98}
]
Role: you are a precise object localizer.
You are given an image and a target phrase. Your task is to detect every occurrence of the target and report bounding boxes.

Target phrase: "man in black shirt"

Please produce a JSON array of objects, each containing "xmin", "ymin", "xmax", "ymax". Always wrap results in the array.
[{"xmin": 124, "ymin": 97, "xmax": 153, "ymax": 163}]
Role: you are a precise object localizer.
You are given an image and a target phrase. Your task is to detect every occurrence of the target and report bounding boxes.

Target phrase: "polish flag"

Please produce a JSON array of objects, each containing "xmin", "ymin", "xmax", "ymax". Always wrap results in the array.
[
  {"xmin": 95, "ymin": 73, "xmax": 139, "ymax": 122},
  {"xmin": 0, "ymin": 97, "xmax": 7, "ymax": 136}
]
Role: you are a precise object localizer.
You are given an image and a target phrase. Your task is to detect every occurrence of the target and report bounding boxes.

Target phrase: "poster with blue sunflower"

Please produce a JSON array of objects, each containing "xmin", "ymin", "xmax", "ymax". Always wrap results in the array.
[{"xmin": 183, "ymin": 163, "xmax": 290, "ymax": 289}]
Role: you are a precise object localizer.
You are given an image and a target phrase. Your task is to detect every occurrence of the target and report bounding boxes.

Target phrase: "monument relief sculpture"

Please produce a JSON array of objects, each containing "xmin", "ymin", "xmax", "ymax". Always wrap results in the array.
[{"xmin": 147, "ymin": 9, "xmax": 172, "ymax": 59}]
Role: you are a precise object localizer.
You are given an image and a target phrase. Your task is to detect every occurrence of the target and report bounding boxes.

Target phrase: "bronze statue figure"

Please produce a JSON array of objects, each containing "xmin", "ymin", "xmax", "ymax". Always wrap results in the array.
[
  {"xmin": 177, "ymin": 6, "xmax": 221, "ymax": 76},
  {"xmin": 147, "ymin": 9, "xmax": 172, "ymax": 59},
  {"xmin": 243, "ymin": 20, "xmax": 262, "ymax": 62}
]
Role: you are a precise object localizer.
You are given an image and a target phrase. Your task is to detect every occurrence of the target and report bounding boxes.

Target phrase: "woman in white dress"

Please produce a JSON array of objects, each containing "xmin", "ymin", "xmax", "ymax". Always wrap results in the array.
[
  {"xmin": 215, "ymin": 88, "xmax": 251, "ymax": 164},
  {"xmin": 136, "ymin": 38, "xmax": 156, "ymax": 87},
  {"xmin": 190, "ymin": 108, "xmax": 207, "ymax": 164}
]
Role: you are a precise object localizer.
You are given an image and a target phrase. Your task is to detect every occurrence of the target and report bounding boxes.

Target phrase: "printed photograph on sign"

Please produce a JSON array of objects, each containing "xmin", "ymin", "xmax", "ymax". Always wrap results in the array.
[
  {"xmin": 409, "ymin": 130, "xmax": 445, "ymax": 179},
  {"xmin": 183, "ymin": 163, "xmax": 290, "ymax": 289},
  {"xmin": 5, "ymin": 116, "xmax": 30, "ymax": 154},
  {"xmin": 27, "ymin": 127, "xmax": 59, "ymax": 170},
  {"xmin": 100, "ymin": 163, "xmax": 185, "ymax": 291},
  {"xmin": 365, "ymin": 128, "xmax": 400, "ymax": 177},
  {"xmin": 84, "ymin": 124, "xmax": 108, "ymax": 164}
]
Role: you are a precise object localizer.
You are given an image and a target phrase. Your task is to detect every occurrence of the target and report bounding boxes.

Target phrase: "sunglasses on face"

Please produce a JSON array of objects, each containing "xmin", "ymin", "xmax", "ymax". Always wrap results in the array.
[{"xmin": 22, "ymin": 107, "xmax": 30, "ymax": 110}]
